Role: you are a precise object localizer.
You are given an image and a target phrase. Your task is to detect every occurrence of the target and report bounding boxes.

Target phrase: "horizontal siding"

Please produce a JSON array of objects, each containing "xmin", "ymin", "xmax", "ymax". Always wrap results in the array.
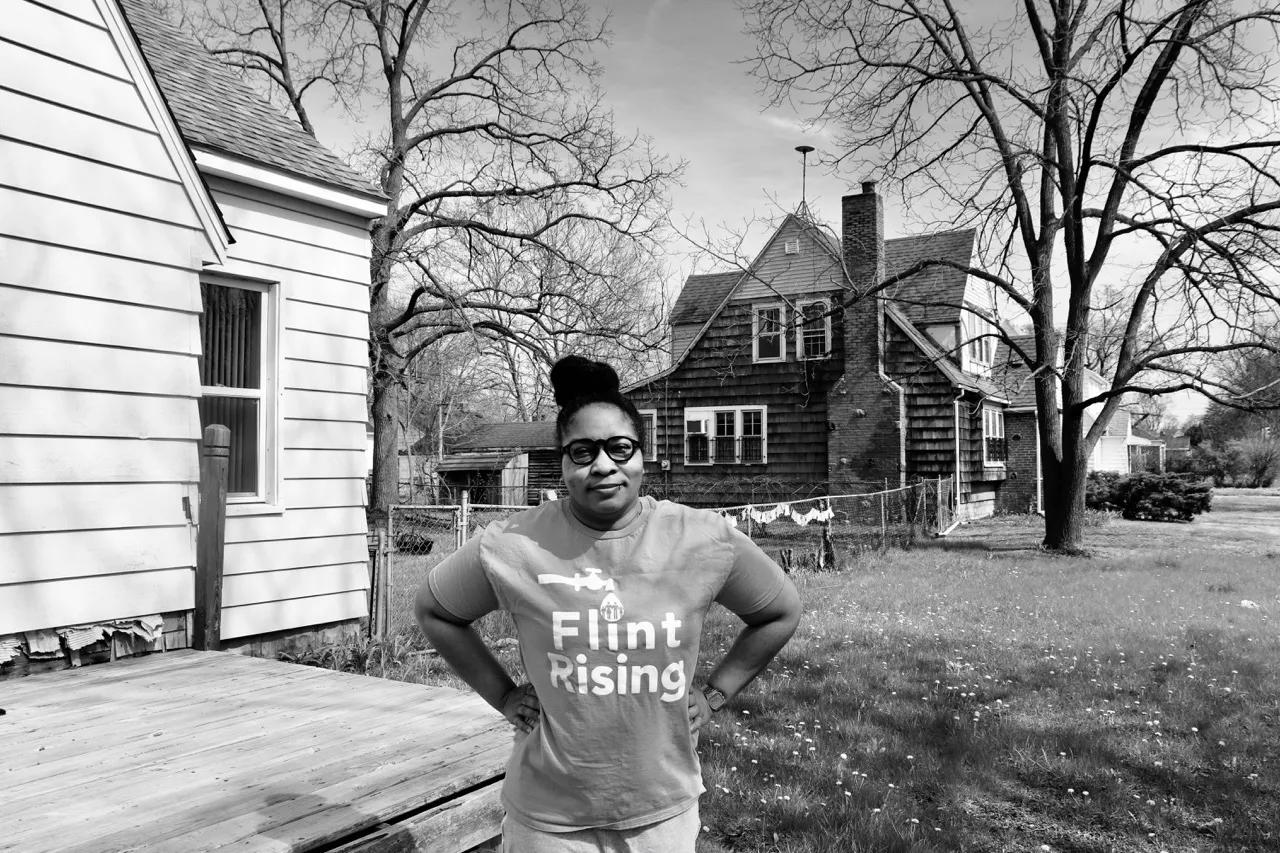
[
  {"xmin": 220, "ymin": 590, "xmax": 365, "ymax": 641},
  {"xmin": 0, "ymin": 284, "xmax": 199, "ymax": 353},
  {"xmin": 32, "ymin": 0, "xmax": 101, "ymax": 25},
  {"xmin": 0, "ymin": 38, "xmax": 150, "ymax": 130},
  {"xmin": 0, "ymin": 386, "xmax": 199, "ymax": 438},
  {"xmin": 0, "ymin": 483, "xmax": 191, "ymax": 534},
  {"xmin": 0, "ymin": 89, "xmax": 173, "ymax": 179},
  {"xmin": 0, "ymin": 336, "xmax": 198, "ymax": 394},
  {"xmin": 1, "ymin": 526, "xmax": 195, "ymax": 584},
  {"xmin": 1094, "ymin": 436, "xmax": 1128, "ymax": 473},
  {"xmin": 0, "ymin": 436, "xmax": 199, "ymax": 484},
  {"xmin": 9, "ymin": 0, "xmax": 125, "ymax": 77},
  {"xmin": 0, "ymin": 569, "xmax": 193, "ymax": 636},
  {"xmin": 0, "ymin": 187, "xmax": 207, "ymax": 268},
  {"xmin": 284, "ymin": 328, "xmax": 368, "ymax": 369},
  {"xmin": 222, "ymin": 535, "xmax": 369, "ymax": 576},
  {"xmin": 1, "ymin": 137, "xmax": 199, "ymax": 228},
  {"xmin": 223, "ymin": 506, "xmax": 367, "ymax": 544},
  {"xmin": 280, "ymin": 478, "xmax": 367, "ymax": 509},
  {"xmin": 221, "ymin": 563, "xmax": 368, "ymax": 608},
  {"xmin": 730, "ymin": 218, "xmax": 846, "ymax": 303},
  {"xmin": 210, "ymin": 182, "xmax": 372, "ymax": 637},
  {"xmin": 283, "ymin": 418, "xmax": 368, "ymax": 450},
  {"xmin": 0, "ymin": 235, "xmax": 202, "ymax": 312}
]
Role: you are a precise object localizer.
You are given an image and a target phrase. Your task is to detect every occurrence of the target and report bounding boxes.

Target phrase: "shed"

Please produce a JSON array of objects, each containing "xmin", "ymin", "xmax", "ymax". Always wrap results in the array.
[
  {"xmin": 439, "ymin": 421, "xmax": 559, "ymax": 505},
  {"xmin": 0, "ymin": 0, "xmax": 387, "ymax": 671}
]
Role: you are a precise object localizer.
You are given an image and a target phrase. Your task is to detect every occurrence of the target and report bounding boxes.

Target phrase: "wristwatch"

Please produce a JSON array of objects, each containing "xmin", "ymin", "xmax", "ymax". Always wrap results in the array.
[{"xmin": 702, "ymin": 686, "xmax": 727, "ymax": 712}]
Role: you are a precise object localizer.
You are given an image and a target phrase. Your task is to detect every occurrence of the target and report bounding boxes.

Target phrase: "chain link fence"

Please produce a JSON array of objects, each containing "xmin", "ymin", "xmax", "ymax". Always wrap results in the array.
[{"xmin": 372, "ymin": 479, "xmax": 953, "ymax": 639}]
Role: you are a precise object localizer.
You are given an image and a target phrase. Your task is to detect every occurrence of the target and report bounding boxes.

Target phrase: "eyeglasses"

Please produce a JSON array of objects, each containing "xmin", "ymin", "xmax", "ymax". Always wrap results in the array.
[{"xmin": 561, "ymin": 436, "xmax": 641, "ymax": 466}]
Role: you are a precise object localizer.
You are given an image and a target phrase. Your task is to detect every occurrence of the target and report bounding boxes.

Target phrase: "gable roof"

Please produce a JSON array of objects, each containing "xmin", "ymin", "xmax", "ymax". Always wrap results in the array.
[
  {"xmin": 451, "ymin": 421, "xmax": 558, "ymax": 451},
  {"xmin": 882, "ymin": 230, "xmax": 975, "ymax": 326},
  {"xmin": 669, "ymin": 272, "xmax": 741, "ymax": 326},
  {"xmin": 118, "ymin": 0, "xmax": 381, "ymax": 200}
]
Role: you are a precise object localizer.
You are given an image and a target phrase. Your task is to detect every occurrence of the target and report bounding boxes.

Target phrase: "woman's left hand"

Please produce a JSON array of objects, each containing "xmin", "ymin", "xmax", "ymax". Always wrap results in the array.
[{"xmin": 687, "ymin": 687, "xmax": 712, "ymax": 734}]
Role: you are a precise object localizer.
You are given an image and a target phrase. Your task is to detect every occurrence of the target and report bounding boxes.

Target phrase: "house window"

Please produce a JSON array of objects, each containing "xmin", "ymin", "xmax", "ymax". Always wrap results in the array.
[
  {"xmin": 637, "ymin": 409, "xmax": 657, "ymax": 458},
  {"xmin": 797, "ymin": 299, "xmax": 831, "ymax": 360},
  {"xmin": 962, "ymin": 310, "xmax": 997, "ymax": 372},
  {"xmin": 198, "ymin": 277, "xmax": 278, "ymax": 501},
  {"xmin": 684, "ymin": 405, "xmax": 768, "ymax": 464},
  {"xmin": 685, "ymin": 415, "xmax": 709, "ymax": 464},
  {"xmin": 753, "ymin": 304, "xmax": 785, "ymax": 363},
  {"xmin": 983, "ymin": 406, "xmax": 1006, "ymax": 466}
]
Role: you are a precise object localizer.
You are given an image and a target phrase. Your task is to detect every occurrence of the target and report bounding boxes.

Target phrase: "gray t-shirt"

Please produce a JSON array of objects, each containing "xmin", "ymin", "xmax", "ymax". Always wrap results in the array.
[{"xmin": 428, "ymin": 496, "xmax": 788, "ymax": 831}]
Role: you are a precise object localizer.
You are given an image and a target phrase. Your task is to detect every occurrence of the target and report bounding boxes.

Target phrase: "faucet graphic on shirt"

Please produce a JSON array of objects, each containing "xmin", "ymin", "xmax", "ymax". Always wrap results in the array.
[{"xmin": 536, "ymin": 567, "xmax": 615, "ymax": 592}]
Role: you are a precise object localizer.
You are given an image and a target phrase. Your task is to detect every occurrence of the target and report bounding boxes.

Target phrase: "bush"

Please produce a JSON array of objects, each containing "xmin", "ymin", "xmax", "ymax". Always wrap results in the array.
[{"xmin": 1086, "ymin": 471, "xmax": 1212, "ymax": 521}]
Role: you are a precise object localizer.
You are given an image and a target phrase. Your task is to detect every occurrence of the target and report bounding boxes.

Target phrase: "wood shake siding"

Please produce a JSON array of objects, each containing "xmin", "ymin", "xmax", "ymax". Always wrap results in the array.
[
  {"xmin": 629, "ymin": 302, "xmax": 843, "ymax": 505},
  {"xmin": 208, "ymin": 179, "xmax": 372, "ymax": 641},
  {"xmin": 0, "ymin": 0, "xmax": 217, "ymax": 633}
]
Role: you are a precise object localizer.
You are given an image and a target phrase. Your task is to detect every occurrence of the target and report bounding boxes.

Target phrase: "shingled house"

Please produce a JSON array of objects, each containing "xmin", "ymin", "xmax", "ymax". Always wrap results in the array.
[{"xmin": 624, "ymin": 184, "xmax": 1013, "ymax": 517}]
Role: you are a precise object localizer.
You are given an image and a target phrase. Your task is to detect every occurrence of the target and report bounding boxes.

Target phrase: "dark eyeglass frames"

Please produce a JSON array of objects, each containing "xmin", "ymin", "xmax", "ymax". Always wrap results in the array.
[{"xmin": 561, "ymin": 436, "xmax": 641, "ymax": 466}]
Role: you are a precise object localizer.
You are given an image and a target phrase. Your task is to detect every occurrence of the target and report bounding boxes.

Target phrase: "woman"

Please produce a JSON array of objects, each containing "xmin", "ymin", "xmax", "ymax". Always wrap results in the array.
[{"xmin": 416, "ymin": 355, "xmax": 801, "ymax": 852}]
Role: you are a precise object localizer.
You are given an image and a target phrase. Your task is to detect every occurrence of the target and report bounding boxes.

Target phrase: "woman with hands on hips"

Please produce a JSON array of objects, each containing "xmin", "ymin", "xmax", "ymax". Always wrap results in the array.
[{"xmin": 415, "ymin": 355, "xmax": 801, "ymax": 852}]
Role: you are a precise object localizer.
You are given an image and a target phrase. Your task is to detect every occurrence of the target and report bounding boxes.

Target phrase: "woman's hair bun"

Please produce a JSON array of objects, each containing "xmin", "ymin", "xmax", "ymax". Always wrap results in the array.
[{"xmin": 550, "ymin": 355, "xmax": 620, "ymax": 407}]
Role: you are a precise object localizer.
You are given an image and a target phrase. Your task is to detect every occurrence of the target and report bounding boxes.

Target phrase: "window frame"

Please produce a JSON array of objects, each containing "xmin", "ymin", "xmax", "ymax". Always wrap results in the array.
[
  {"xmin": 637, "ymin": 408, "xmax": 657, "ymax": 462},
  {"xmin": 683, "ymin": 405, "xmax": 768, "ymax": 465},
  {"xmin": 198, "ymin": 274, "xmax": 281, "ymax": 508},
  {"xmin": 752, "ymin": 303, "xmax": 786, "ymax": 363},
  {"xmin": 961, "ymin": 309, "xmax": 997, "ymax": 374},
  {"xmin": 982, "ymin": 405, "xmax": 1007, "ymax": 467},
  {"xmin": 796, "ymin": 298, "xmax": 832, "ymax": 361}
]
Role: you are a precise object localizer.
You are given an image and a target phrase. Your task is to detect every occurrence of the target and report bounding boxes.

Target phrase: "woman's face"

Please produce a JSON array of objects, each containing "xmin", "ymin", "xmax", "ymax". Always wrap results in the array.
[{"xmin": 560, "ymin": 403, "xmax": 644, "ymax": 529}]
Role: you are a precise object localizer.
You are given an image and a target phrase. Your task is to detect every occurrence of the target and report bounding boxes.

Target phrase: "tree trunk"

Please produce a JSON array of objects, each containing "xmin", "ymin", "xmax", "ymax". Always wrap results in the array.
[
  {"xmin": 369, "ymin": 346, "xmax": 403, "ymax": 523},
  {"xmin": 1041, "ymin": 397, "xmax": 1089, "ymax": 552}
]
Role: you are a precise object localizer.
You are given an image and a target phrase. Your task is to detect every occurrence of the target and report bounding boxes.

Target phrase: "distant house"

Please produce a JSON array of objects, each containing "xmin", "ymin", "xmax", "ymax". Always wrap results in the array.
[
  {"xmin": 437, "ymin": 422, "xmax": 559, "ymax": 505},
  {"xmin": 1, "ymin": 0, "xmax": 385, "ymax": 662},
  {"xmin": 624, "ymin": 184, "xmax": 1012, "ymax": 519},
  {"xmin": 992, "ymin": 337, "xmax": 1168, "ymax": 513}
]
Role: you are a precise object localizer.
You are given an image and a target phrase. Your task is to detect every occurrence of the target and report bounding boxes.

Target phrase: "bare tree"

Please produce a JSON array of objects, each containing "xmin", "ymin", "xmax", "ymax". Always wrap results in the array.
[
  {"xmin": 179, "ymin": 0, "xmax": 679, "ymax": 518},
  {"xmin": 744, "ymin": 0, "xmax": 1280, "ymax": 549}
]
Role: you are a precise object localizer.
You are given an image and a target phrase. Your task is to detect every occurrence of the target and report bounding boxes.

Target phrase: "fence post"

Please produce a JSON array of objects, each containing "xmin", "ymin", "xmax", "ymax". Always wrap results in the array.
[
  {"xmin": 459, "ymin": 489, "xmax": 471, "ymax": 547},
  {"xmin": 880, "ymin": 489, "xmax": 888, "ymax": 549},
  {"xmin": 194, "ymin": 424, "xmax": 229, "ymax": 652}
]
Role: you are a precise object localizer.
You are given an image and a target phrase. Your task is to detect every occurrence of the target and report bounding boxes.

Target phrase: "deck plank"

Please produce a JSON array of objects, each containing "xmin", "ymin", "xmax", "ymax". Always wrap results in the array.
[{"xmin": 0, "ymin": 651, "xmax": 509, "ymax": 853}]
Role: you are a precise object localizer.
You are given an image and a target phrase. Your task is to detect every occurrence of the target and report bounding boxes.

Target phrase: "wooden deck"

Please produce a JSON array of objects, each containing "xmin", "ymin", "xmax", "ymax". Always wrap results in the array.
[{"xmin": 0, "ymin": 650, "xmax": 510, "ymax": 853}]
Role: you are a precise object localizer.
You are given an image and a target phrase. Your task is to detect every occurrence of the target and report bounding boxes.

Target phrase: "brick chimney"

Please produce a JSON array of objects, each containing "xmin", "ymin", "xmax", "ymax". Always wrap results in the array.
[{"xmin": 828, "ymin": 181, "xmax": 904, "ymax": 489}]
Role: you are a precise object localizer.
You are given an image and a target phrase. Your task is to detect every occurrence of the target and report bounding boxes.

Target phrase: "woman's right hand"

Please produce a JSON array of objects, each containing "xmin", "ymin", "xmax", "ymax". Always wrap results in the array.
[{"xmin": 500, "ymin": 683, "xmax": 540, "ymax": 733}]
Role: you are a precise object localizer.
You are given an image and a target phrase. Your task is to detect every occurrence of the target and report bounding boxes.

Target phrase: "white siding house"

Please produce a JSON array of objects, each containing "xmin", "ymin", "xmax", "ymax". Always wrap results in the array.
[{"xmin": 0, "ymin": 0, "xmax": 385, "ymax": 656}]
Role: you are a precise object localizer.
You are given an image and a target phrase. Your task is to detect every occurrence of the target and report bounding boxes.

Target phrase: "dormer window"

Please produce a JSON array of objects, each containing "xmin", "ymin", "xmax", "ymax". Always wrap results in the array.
[
  {"xmin": 753, "ymin": 304, "xmax": 785, "ymax": 363},
  {"xmin": 797, "ymin": 299, "xmax": 831, "ymax": 360},
  {"xmin": 961, "ymin": 309, "xmax": 997, "ymax": 374}
]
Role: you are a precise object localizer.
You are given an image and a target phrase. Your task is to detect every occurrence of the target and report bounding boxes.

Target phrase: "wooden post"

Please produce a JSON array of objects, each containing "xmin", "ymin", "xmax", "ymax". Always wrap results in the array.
[
  {"xmin": 194, "ymin": 424, "xmax": 229, "ymax": 651},
  {"xmin": 459, "ymin": 489, "xmax": 471, "ymax": 546},
  {"xmin": 378, "ymin": 526, "xmax": 390, "ymax": 640}
]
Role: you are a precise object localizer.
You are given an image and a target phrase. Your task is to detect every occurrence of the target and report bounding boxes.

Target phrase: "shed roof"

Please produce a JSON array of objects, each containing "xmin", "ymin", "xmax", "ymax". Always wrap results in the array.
[
  {"xmin": 452, "ymin": 421, "xmax": 558, "ymax": 451},
  {"xmin": 435, "ymin": 451, "xmax": 514, "ymax": 472},
  {"xmin": 119, "ymin": 0, "xmax": 381, "ymax": 199}
]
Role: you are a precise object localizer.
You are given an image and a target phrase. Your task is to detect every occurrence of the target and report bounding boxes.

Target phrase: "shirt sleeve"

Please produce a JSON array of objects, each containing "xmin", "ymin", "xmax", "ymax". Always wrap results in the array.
[
  {"xmin": 714, "ymin": 523, "xmax": 789, "ymax": 617},
  {"xmin": 427, "ymin": 532, "xmax": 500, "ymax": 622}
]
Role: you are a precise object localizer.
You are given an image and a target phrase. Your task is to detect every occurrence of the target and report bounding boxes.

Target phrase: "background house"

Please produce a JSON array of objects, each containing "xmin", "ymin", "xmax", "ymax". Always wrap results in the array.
[
  {"xmin": 625, "ymin": 184, "xmax": 1011, "ymax": 517},
  {"xmin": 1, "ymin": 0, "xmax": 384, "ymax": 669}
]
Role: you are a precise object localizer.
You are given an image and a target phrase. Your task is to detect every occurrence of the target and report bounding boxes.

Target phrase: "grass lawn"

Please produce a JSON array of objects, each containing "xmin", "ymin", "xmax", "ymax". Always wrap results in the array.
[
  {"xmin": 348, "ymin": 493, "xmax": 1279, "ymax": 852},
  {"xmin": 694, "ymin": 494, "xmax": 1279, "ymax": 852}
]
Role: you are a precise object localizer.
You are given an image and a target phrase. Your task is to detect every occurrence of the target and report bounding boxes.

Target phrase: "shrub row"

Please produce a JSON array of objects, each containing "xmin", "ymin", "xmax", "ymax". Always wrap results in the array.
[{"xmin": 1085, "ymin": 471, "xmax": 1213, "ymax": 522}]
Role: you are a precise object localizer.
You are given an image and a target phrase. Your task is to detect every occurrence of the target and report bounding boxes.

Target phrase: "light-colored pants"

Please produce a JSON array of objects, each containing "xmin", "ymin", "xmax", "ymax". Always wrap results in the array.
[{"xmin": 500, "ymin": 803, "xmax": 699, "ymax": 853}]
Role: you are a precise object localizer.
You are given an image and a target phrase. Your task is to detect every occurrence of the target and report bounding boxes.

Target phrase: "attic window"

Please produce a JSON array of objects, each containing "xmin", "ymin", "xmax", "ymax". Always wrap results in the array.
[{"xmin": 783, "ymin": 239, "xmax": 800, "ymax": 255}]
